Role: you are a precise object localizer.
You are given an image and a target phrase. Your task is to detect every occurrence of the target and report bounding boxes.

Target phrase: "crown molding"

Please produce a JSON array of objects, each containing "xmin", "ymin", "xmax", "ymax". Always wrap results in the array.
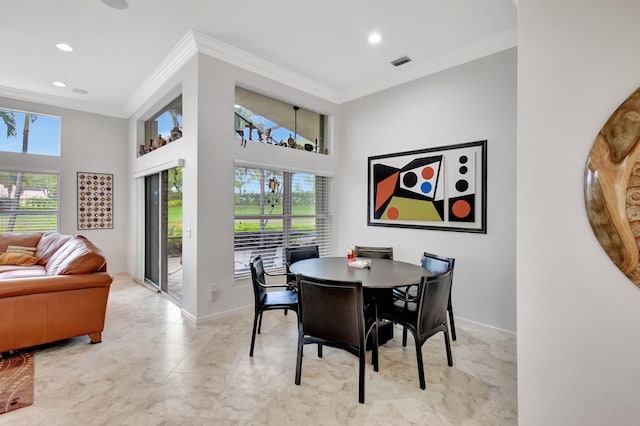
[
  {"xmin": 1, "ymin": 26, "xmax": 518, "ymax": 119},
  {"xmin": 0, "ymin": 85, "xmax": 126, "ymax": 118},
  {"xmin": 337, "ymin": 27, "xmax": 518, "ymax": 103},
  {"xmin": 124, "ymin": 27, "xmax": 517, "ymax": 112},
  {"xmin": 123, "ymin": 31, "xmax": 199, "ymax": 117},
  {"xmin": 190, "ymin": 31, "xmax": 343, "ymax": 103}
]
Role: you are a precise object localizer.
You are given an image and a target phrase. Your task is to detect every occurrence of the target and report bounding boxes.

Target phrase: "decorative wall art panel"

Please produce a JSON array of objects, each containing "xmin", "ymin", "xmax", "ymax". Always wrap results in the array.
[
  {"xmin": 585, "ymin": 86, "xmax": 640, "ymax": 288},
  {"xmin": 368, "ymin": 140, "xmax": 487, "ymax": 233},
  {"xmin": 77, "ymin": 172, "xmax": 113, "ymax": 230}
]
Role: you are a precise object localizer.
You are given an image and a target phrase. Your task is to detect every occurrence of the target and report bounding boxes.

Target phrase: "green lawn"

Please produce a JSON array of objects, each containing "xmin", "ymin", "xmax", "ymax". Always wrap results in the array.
[
  {"xmin": 234, "ymin": 203, "xmax": 317, "ymax": 231},
  {"xmin": 0, "ymin": 215, "xmax": 57, "ymax": 232},
  {"xmin": 168, "ymin": 205, "xmax": 182, "ymax": 235},
  {"xmin": 2, "ymin": 204, "xmax": 315, "ymax": 234},
  {"xmin": 234, "ymin": 204, "xmax": 315, "ymax": 215}
]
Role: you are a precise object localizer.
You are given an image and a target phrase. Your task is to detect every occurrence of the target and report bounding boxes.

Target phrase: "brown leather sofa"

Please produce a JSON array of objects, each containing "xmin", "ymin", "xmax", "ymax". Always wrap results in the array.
[{"xmin": 0, "ymin": 232, "xmax": 113, "ymax": 353}]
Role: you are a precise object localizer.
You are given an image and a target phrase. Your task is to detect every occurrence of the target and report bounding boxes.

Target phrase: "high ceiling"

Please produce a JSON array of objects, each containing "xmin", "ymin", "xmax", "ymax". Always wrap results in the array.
[{"xmin": 0, "ymin": 0, "xmax": 517, "ymax": 118}]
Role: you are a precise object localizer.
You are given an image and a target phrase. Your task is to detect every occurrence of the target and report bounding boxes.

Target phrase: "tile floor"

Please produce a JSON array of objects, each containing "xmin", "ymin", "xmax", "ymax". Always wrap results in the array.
[{"xmin": 2, "ymin": 273, "xmax": 517, "ymax": 425}]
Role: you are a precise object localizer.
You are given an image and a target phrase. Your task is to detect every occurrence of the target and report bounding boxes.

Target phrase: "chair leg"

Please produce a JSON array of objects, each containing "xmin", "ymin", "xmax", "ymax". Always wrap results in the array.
[
  {"xmin": 448, "ymin": 297, "xmax": 456, "ymax": 341},
  {"xmin": 415, "ymin": 336, "xmax": 426, "ymax": 390},
  {"xmin": 372, "ymin": 324, "xmax": 379, "ymax": 372},
  {"xmin": 402, "ymin": 326, "xmax": 408, "ymax": 347},
  {"xmin": 295, "ymin": 324, "xmax": 304, "ymax": 385},
  {"xmin": 317, "ymin": 344, "xmax": 323, "ymax": 358},
  {"xmin": 284, "ymin": 308, "xmax": 288, "ymax": 316},
  {"xmin": 444, "ymin": 329, "xmax": 453, "ymax": 367},
  {"xmin": 257, "ymin": 312, "xmax": 263, "ymax": 334},
  {"xmin": 371, "ymin": 305, "xmax": 379, "ymax": 372},
  {"xmin": 249, "ymin": 313, "xmax": 259, "ymax": 357},
  {"xmin": 358, "ymin": 349, "xmax": 365, "ymax": 404}
]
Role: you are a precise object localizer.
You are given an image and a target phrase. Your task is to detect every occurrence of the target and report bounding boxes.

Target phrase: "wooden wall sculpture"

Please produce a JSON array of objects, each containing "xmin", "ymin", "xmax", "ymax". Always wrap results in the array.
[{"xmin": 585, "ymin": 87, "xmax": 640, "ymax": 287}]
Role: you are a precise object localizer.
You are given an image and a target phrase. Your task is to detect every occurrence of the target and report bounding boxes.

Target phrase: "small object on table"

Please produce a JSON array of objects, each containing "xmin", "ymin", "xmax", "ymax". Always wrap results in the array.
[{"xmin": 348, "ymin": 259, "xmax": 371, "ymax": 269}]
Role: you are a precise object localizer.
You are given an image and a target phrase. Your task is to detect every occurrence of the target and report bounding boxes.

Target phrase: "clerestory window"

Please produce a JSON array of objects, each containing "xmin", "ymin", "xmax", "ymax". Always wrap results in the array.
[{"xmin": 0, "ymin": 108, "xmax": 61, "ymax": 156}]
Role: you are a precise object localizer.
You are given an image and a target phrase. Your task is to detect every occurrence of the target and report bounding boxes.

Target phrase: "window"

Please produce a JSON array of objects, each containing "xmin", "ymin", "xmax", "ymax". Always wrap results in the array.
[
  {"xmin": 0, "ymin": 171, "xmax": 59, "ymax": 232},
  {"xmin": 141, "ymin": 95, "xmax": 182, "ymax": 156},
  {"xmin": 234, "ymin": 87, "xmax": 327, "ymax": 154},
  {"xmin": 0, "ymin": 108, "xmax": 61, "ymax": 156},
  {"xmin": 234, "ymin": 166, "xmax": 332, "ymax": 278}
]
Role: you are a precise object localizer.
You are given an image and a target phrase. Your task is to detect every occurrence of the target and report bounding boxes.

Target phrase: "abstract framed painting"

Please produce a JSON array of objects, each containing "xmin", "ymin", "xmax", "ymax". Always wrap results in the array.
[
  {"xmin": 368, "ymin": 140, "xmax": 487, "ymax": 233},
  {"xmin": 77, "ymin": 172, "xmax": 113, "ymax": 230}
]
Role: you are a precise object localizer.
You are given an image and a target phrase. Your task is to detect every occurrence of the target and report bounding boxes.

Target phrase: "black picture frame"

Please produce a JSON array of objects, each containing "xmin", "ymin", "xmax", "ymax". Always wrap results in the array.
[{"xmin": 368, "ymin": 140, "xmax": 487, "ymax": 233}]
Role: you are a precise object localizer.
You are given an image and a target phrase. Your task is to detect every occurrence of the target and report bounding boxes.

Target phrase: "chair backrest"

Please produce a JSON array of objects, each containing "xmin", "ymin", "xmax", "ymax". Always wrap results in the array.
[
  {"xmin": 285, "ymin": 245, "xmax": 320, "ymax": 272},
  {"xmin": 416, "ymin": 269, "xmax": 453, "ymax": 338},
  {"xmin": 421, "ymin": 251, "xmax": 454, "ymax": 275},
  {"xmin": 296, "ymin": 274, "xmax": 364, "ymax": 348},
  {"xmin": 354, "ymin": 245, "xmax": 393, "ymax": 260},
  {"xmin": 249, "ymin": 255, "xmax": 267, "ymax": 302}
]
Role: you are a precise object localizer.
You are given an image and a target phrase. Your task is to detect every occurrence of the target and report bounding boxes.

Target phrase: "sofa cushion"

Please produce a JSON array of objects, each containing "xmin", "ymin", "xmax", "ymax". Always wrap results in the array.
[
  {"xmin": 7, "ymin": 245, "xmax": 37, "ymax": 256},
  {"xmin": 0, "ymin": 232, "xmax": 43, "ymax": 252},
  {"xmin": 0, "ymin": 252, "xmax": 39, "ymax": 266},
  {"xmin": 46, "ymin": 236, "xmax": 106, "ymax": 275},
  {"xmin": 0, "ymin": 265, "xmax": 47, "ymax": 279},
  {"xmin": 36, "ymin": 232, "xmax": 74, "ymax": 266}
]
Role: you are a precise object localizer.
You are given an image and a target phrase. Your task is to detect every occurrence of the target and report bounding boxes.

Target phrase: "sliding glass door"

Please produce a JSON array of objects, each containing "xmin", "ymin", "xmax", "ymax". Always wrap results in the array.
[{"xmin": 144, "ymin": 167, "xmax": 182, "ymax": 304}]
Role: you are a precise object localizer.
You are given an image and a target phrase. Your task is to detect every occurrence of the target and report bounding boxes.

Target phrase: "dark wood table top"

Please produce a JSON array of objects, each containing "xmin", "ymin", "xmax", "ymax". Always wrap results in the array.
[{"xmin": 289, "ymin": 257, "xmax": 431, "ymax": 289}]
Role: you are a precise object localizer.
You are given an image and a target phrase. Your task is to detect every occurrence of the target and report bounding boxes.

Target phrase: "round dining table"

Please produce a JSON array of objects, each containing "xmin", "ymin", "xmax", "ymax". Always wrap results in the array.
[{"xmin": 289, "ymin": 256, "xmax": 431, "ymax": 289}]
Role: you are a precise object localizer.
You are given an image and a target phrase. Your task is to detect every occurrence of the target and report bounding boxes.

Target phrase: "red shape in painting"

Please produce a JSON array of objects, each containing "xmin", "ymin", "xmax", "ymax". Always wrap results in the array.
[
  {"xmin": 422, "ymin": 166, "xmax": 435, "ymax": 180},
  {"xmin": 387, "ymin": 207, "xmax": 399, "ymax": 220},
  {"xmin": 451, "ymin": 200, "xmax": 471, "ymax": 218},
  {"xmin": 375, "ymin": 171, "xmax": 399, "ymax": 211}
]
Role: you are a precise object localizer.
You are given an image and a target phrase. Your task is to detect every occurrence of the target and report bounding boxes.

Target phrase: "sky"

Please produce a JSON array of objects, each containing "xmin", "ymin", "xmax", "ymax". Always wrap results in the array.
[{"xmin": 0, "ymin": 109, "xmax": 60, "ymax": 156}]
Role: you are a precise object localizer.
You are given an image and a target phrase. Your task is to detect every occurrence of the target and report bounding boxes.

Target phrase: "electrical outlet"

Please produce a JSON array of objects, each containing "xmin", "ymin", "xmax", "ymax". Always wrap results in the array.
[{"xmin": 209, "ymin": 283, "xmax": 219, "ymax": 302}]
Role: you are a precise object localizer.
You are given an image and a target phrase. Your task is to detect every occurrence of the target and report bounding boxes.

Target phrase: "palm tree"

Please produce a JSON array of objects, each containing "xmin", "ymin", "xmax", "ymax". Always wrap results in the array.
[
  {"xmin": 0, "ymin": 111, "xmax": 37, "ymax": 231},
  {"xmin": 0, "ymin": 110, "xmax": 17, "ymax": 138},
  {"xmin": 168, "ymin": 107, "xmax": 181, "ymax": 130}
]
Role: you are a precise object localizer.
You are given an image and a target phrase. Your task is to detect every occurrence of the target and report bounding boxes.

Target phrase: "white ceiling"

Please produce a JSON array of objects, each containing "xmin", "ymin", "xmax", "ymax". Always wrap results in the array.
[{"xmin": 0, "ymin": 0, "xmax": 517, "ymax": 118}]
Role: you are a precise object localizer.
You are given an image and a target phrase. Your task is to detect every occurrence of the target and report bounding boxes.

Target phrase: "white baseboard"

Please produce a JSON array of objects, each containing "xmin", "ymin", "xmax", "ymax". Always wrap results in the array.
[
  {"xmin": 188, "ymin": 304, "xmax": 254, "ymax": 324},
  {"xmin": 454, "ymin": 316, "xmax": 516, "ymax": 336}
]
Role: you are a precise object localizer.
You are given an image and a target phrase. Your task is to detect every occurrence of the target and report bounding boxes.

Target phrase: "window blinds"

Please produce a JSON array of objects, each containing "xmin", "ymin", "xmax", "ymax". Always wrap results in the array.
[
  {"xmin": 0, "ymin": 171, "xmax": 59, "ymax": 232},
  {"xmin": 234, "ymin": 166, "xmax": 332, "ymax": 278}
]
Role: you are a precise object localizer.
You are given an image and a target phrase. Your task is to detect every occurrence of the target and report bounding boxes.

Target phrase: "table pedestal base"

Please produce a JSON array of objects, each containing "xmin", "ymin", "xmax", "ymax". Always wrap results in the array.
[{"xmin": 366, "ymin": 320, "xmax": 394, "ymax": 350}]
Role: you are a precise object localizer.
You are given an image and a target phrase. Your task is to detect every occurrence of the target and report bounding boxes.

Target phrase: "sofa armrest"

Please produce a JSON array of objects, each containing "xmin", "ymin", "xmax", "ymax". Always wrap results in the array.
[{"xmin": 0, "ymin": 273, "xmax": 112, "ymax": 298}]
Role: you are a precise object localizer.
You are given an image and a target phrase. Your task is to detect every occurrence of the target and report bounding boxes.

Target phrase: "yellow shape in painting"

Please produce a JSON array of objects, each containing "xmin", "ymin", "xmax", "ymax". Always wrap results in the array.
[{"xmin": 382, "ymin": 196, "xmax": 442, "ymax": 221}]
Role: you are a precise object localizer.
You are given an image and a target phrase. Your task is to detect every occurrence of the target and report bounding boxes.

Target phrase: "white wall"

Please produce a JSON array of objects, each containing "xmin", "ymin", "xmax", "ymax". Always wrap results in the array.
[
  {"xmin": 0, "ymin": 97, "xmax": 129, "ymax": 272},
  {"xmin": 336, "ymin": 49, "xmax": 517, "ymax": 332},
  {"xmin": 129, "ymin": 53, "xmax": 341, "ymax": 319},
  {"xmin": 192, "ymin": 54, "xmax": 340, "ymax": 319},
  {"xmin": 518, "ymin": 0, "xmax": 640, "ymax": 424},
  {"xmin": 128, "ymin": 56, "xmax": 200, "ymax": 316}
]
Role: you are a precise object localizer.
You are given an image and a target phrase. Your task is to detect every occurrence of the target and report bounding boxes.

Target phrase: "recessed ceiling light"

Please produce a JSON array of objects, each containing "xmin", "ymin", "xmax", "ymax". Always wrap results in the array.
[
  {"xmin": 72, "ymin": 88, "xmax": 89, "ymax": 95},
  {"xmin": 101, "ymin": 0, "xmax": 128, "ymax": 10},
  {"xmin": 368, "ymin": 33, "xmax": 382, "ymax": 44},
  {"xmin": 56, "ymin": 43, "xmax": 73, "ymax": 52},
  {"xmin": 53, "ymin": 81, "xmax": 66, "ymax": 88}
]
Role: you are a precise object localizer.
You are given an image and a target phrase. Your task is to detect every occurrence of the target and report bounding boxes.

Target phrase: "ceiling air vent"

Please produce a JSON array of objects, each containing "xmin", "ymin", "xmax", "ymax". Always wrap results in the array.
[{"xmin": 390, "ymin": 56, "xmax": 412, "ymax": 67}]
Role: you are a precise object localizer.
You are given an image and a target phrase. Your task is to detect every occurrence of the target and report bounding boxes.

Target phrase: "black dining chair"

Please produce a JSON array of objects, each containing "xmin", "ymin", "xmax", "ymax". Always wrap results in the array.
[
  {"xmin": 285, "ymin": 245, "xmax": 319, "ymax": 288},
  {"xmin": 354, "ymin": 245, "xmax": 393, "ymax": 260},
  {"xmin": 249, "ymin": 255, "xmax": 298, "ymax": 357},
  {"xmin": 354, "ymin": 245, "xmax": 395, "ymax": 345},
  {"xmin": 378, "ymin": 269, "xmax": 454, "ymax": 390},
  {"xmin": 394, "ymin": 252, "xmax": 457, "ymax": 344},
  {"xmin": 294, "ymin": 274, "xmax": 378, "ymax": 404}
]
